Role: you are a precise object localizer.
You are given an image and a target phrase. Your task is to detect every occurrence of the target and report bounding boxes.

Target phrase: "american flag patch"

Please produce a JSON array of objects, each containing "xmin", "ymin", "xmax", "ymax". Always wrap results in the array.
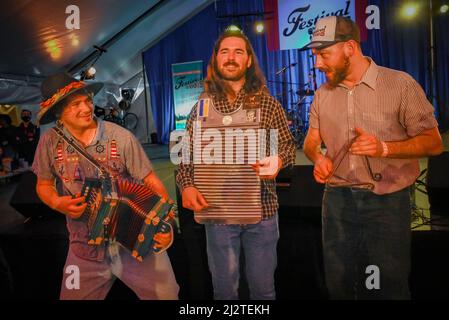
[
  {"xmin": 111, "ymin": 140, "xmax": 118, "ymax": 158},
  {"xmin": 56, "ymin": 142, "xmax": 64, "ymax": 161},
  {"xmin": 198, "ymin": 99, "xmax": 210, "ymax": 118}
]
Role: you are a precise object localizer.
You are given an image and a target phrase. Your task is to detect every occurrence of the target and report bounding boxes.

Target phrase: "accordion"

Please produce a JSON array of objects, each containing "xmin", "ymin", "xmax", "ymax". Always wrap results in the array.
[{"xmin": 79, "ymin": 177, "xmax": 176, "ymax": 261}]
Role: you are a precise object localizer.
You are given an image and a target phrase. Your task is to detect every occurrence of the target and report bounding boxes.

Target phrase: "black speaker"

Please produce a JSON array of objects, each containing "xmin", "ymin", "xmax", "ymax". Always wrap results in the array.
[
  {"xmin": 9, "ymin": 171, "xmax": 57, "ymax": 218},
  {"xmin": 0, "ymin": 208, "xmax": 68, "ymax": 299},
  {"xmin": 276, "ymin": 165, "xmax": 324, "ymax": 225},
  {"xmin": 276, "ymin": 165, "xmax": 324, "ymax": 209},
  {"xmin": 411, "ymin": 230, "xmax": 449, "ymax": 299},
  {"xmin": 275, "ymin": 165, "xmax": 327, "ymax": 299},
  {"xmin": 427, "ymin": 152, "xmax": 449, "ymax": 218}
]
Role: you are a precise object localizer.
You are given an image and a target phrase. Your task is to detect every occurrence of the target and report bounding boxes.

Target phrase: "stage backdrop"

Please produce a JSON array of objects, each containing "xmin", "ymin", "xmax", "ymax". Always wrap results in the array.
[
  {"xmin": 172, "ymin": 61, "xmax": 204, "ymax": 130},
  {"xmin": 144, "ymin": 0, "xmax": 448, "ymax": 144},
  {"xmin": 269, "ymin": 0, "xmax": 358, "ymax": 51}
]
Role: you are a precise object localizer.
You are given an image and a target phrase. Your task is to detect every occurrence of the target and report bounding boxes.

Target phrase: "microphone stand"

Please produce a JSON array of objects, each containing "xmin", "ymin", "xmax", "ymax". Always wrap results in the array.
[
  {"xmin": 310, "ymin": 55, "xmax": 318, "ymax": 91},
  {"xmin": 287, "ymin": 55, "xmax": 294, "ymax": 115}
]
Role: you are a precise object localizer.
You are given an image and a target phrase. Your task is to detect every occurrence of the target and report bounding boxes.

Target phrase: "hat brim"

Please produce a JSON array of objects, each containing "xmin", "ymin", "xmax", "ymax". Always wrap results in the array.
[
  {"xmin": 300, "ymin": 40, "xmax": 341, "ymax": 51},
  {"xmin": 38, "ymin": 82, "xmax": 104, "ymax": 125}
]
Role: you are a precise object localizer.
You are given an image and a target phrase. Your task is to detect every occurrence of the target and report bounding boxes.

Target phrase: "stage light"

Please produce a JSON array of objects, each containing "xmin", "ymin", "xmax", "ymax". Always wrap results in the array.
[
  {"xmin": 80, "ymin": 66, "xmax": 96, "ymax": 80},
  {"xmin": 118, "ymin": 99, "xmax": 131, "ymax": 111},
  {"xmin": 79, "ymin": 45, "xmax": 106, "ymax": 80},
  {"xmin": 255, "ymin": 21, "xmax": 264, "ymax": 33},
  {"xmin": 50, "ymin": 49, "xmax": 61, "ymax": 60},
  {"xmin": 86, "ymin": 66, "xmax": 96, "ymax": 78},
  {"xmin": 440, "ymin": 4, "xmax": 449, "ymax": 13},
  {"xmin": 121, "ymin": 89, "xmax": 135, "ymax": 101},
  {"xmin": 45, "ymin": 39, "xmax": 62, "ymax": 60},
  {"xmin": 401, "ymin": 3, "xmax": 420, "ymax": 19},
  {"xmin": 226, "ymin": 24, "xmax": 241, "ymax": 32},
  {"xmin": 69, "ymin": 33, "xmax": 79, "ymax": 47}
]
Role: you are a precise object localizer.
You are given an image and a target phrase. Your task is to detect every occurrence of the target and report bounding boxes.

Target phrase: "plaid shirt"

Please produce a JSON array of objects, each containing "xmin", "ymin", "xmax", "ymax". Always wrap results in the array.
[{"xmin": 176, "ymin": 89, "xmax": 296, "ymax": 219}]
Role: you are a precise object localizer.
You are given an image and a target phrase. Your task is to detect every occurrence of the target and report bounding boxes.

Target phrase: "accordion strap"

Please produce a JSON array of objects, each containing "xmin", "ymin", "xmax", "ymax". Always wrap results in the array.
[{"xmin": 52, "ymin": 121, "xmax": 110, "ymax": 180}]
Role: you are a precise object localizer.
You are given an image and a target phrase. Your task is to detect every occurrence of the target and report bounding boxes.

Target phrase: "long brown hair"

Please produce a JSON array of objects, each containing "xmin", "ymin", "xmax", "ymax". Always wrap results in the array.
[{"xmin": 204, "ymin": 29, "xmax": 267, "ymax": 99}]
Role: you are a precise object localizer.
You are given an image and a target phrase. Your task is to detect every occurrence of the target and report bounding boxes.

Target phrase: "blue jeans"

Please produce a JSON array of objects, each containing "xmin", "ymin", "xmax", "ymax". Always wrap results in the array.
[
  {"xmin": 205, "ymin": 215, "xmax": 279, "ymax": 300},
  {"xmin": 322, "ymin": 186, "xmax": 411, "ymax": 299}
]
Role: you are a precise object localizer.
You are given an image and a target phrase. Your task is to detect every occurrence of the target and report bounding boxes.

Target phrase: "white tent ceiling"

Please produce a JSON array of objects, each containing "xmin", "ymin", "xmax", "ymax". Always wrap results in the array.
[{"xmin": 0, "ymin": 0, "xmax": 214, "ymax": 87}]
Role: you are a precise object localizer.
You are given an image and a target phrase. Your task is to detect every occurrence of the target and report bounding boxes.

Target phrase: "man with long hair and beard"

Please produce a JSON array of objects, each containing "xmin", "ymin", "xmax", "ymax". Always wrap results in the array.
[
  {"xmin": 176, "ymin": 28, "xmax": 295, "ymax": 300},
  {"xmin": 303, "ymin": 16, "xmax": 443, "ymax": 299}
]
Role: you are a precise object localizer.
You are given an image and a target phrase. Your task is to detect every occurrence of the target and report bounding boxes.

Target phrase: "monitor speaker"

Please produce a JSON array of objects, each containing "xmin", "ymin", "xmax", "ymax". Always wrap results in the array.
[
  {"xmin": 427, "ymin": 152, "xmax": 449, "ymax": 218},
  {"xmin": 9, "ymin": 171, "xmax": 57, "ymax": 218}
]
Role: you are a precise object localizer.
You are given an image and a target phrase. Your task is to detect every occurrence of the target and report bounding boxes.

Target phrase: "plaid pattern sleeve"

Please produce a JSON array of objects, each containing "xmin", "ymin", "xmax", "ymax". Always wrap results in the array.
[
  {"xmin": 175, "ymin": 103, "xmax": 197, "ymax": 192},
  {"xmin": 269, "ymin": 98, "xmax": 296, "ymax": 168},
  {"xmin": 258, "ymin": 94, "xmax": 296, "ymax": 219}
]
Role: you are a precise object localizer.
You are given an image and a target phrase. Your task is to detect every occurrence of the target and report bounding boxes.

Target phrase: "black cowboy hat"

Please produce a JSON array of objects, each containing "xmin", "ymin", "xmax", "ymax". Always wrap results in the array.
[{"xmin": 38, "ymin": 72, "xmax": 103, "ymax": 125}]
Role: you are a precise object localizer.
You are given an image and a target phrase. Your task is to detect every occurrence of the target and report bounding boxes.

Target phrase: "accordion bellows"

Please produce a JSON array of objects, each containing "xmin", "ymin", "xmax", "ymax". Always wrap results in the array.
[{"xmin": 80, "ymin": 178, "xmax": 175, "ymax": 261}]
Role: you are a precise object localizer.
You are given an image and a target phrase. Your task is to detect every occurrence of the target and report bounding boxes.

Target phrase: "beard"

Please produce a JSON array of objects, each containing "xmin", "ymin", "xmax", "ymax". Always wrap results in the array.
[
  {"xmin": 217, "ymin": 61, "xmax": 247, "ymax": 81},
  {"xmin": 322, "ymin": 56, "xmax": 350, "ymax": 88}
]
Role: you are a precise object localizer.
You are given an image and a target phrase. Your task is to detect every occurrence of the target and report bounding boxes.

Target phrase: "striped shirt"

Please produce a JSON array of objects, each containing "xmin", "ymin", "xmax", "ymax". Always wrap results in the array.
[
  {"xmin": 176, "ymin": 88, "xmax": 296, "ymax": 219},
  {"xmin": 309, "ymin": 58, "xmax": 439, "ymax": 194}
]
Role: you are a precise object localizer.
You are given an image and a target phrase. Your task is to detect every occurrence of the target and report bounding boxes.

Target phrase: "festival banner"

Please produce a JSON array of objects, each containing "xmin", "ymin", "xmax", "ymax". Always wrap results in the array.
[
  {"xmin": 264, "ymin": 0, "xmax": 368, "ymax": 51},
  {"xmin": 172, "ymin": 61, "xmax": 203, "ymax": 130}
]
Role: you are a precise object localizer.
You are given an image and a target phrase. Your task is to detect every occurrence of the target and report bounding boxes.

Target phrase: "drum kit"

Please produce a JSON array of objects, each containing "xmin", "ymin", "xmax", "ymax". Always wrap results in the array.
[
  {"xmin": 273, "ymin": 61, "xmax": 317, "ymax": 149},
  {"xmin": 286, "ymin": 89, "xmax": 314, "ymax": 149}
]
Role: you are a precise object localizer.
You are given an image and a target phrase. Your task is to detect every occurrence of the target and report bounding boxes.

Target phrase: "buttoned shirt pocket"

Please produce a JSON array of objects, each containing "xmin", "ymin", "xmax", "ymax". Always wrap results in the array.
[{"xmin": 361, "ymin": 112, "xmax": 392, "ymax": 139}]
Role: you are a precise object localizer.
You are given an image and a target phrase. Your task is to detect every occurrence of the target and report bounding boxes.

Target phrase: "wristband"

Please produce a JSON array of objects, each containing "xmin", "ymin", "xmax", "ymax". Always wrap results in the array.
[{"xmin": 381, "ymin": 141, "xmax": 389, "ymax": 157}]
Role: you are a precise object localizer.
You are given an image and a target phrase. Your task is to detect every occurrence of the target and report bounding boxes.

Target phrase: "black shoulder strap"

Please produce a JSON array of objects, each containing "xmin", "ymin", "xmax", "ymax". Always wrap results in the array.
[{"xmin": 52, "ymin": 122, "xmax": 110, "ymax": 179}]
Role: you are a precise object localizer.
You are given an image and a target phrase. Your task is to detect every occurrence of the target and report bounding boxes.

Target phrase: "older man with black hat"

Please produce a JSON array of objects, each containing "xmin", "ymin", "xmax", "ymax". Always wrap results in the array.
[
  {"xmin": 32, "ymin": 73, "xmax": 179, "ymax": 300},
  {"xmin": 303, "ymin": 16, "xmax": 443, "ymax": 299}
]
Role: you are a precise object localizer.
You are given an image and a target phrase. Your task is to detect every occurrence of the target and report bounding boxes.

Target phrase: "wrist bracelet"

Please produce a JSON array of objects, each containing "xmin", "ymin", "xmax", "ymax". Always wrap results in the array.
[{"xmin": 381, "ymin": 141, "xmax": 389, "ymax": 157}]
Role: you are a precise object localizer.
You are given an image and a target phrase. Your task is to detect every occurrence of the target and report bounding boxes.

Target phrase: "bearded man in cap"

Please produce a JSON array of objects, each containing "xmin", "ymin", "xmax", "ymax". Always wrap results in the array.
[
  {"xmin": 303, "ymin": 16, "xmax": 443, "ymax": 299},
  {"xmin": 32, "ymin": 73, "xmax": 179, "ymax": 300}
]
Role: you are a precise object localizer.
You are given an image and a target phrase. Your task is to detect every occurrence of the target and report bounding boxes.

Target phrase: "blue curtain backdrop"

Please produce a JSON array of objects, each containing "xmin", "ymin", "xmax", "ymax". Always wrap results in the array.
[
  {"xmin": 144, "ymin": 0, "xmax": 448, "ymax": 144},
  {"xmin": 434, "ymin": 0, "xmax": 449, "ymax": 131},
  {"xmin": 143, "ymin": 5, "xmax": 218, "ymax": 144}
]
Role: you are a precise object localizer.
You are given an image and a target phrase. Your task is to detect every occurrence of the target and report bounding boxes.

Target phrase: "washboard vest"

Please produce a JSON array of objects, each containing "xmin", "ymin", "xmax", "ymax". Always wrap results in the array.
[{"xmin": 193, "ymin": 92, "xmax": 262, "ymax": 224}]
